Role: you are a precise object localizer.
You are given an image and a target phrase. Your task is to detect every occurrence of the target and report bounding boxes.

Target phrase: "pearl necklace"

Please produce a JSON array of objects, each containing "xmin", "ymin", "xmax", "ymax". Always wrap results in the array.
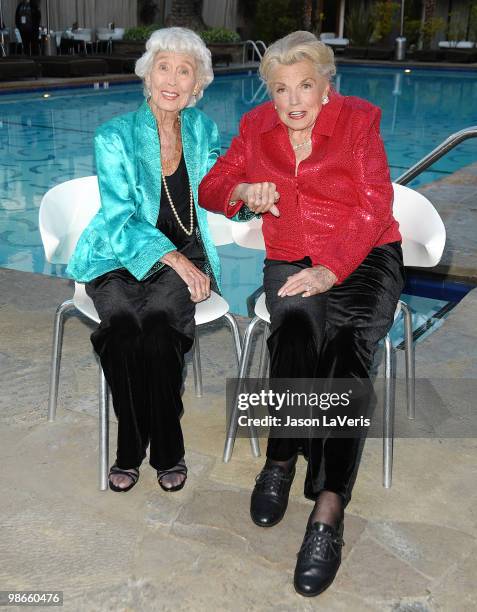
[
  {"xmin": 157, "ymin": 114, "xmax": 194, "ymax": 237},
  {"xmin": 292, "ymin": 138, "xmax": 312, "ymax": 150},
  {"xmin": 161, "ymin": 172, "xmax": 194, "ymax": 236}
]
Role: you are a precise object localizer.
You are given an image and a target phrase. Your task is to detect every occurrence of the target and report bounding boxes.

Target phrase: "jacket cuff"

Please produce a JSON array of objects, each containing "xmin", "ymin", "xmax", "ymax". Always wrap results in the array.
[
  {"xmin": 224, "ymin": 180, "xmax": 244, "ymax": 218},
  {"xmin": 128, "ymin": 239, "xmax": 177, "ymax": 281}
]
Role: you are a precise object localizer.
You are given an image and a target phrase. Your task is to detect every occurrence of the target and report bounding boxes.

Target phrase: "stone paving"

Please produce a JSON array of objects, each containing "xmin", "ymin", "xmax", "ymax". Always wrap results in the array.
[
  {"xmin": 418, "ymin": 162, "xmax": 477, "ymax": 283},
  {"xmin": 1, "ymin": 267, "xmax": 476, "ymax": 611}
]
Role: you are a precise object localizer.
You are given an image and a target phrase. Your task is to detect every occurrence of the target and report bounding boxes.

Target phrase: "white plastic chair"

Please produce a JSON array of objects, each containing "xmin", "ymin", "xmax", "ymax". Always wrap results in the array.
[
  {"xmin": 69, "ymin": 28, "xmax": 93, "ymax": 54},
  {"xmin": 320, "ymin": 32, "xmax": 336, "ymax": 41},
  {"xmin": 320, "ymin": 33, "xmax": 350, "ymax": 48},
  {"xmin": 224, "ymin": 184, "xmax": 446, "ymax": 490},
  {"xmin": 438, "ymin": 41, "xmax": 475, "ymax": 49},
  {"xmin": 39, "ymin": 176, "xmax": 248, "ymax": 490},
  {"xmin": 96, "ymin": 27, "xmax": 125, "ymax": 54}
]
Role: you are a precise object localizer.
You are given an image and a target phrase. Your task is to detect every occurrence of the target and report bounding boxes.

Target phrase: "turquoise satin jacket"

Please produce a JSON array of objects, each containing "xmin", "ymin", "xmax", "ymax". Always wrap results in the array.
[{"xmin": 66, "ymin": 100, "xmax": 222, "ymax": 288}]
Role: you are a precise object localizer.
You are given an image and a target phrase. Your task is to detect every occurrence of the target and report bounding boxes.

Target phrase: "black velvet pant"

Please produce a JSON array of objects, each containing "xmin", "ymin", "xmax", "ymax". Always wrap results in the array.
[
  {"xmin": 264, "ymin": 242, "xmax": 405, "ymax": 507},
  {"xmin": 85, "ymin": 266, "xmax": 196, "ymax": 472}
]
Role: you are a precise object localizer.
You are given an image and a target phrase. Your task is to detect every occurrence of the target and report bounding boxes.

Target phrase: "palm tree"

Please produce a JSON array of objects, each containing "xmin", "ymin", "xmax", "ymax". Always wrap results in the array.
[
  {"xmin": 422, "ymin": 0, "xmax": 443, "ymax": 49},
  {"xmin": 303, "ymin": 0, "xmax": 313, "ymax": 31},
  {"xmin": 167, "ymin": 0, "xmax": 205, "ymax": 30}
]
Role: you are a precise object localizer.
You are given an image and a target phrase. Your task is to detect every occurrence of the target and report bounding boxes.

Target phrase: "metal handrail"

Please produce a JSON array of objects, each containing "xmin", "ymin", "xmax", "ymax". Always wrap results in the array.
[
  {"xmin": 255, "ymin": 40, "xmax": 267, "ymax": 55},
  {"xmin": 241, "ymin": 79, "xmax": 268, "ymax": 105},
  {"xmin": 395, "ymin": 126, "xmax": 477, "ymax": 185},
  {"xmin": 242, "ymin": 39, "xmax": 267, "ymax": 63}
]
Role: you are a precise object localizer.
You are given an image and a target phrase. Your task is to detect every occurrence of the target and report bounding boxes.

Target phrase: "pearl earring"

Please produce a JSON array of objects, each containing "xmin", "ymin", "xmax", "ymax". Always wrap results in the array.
[{"xmin": 322, "ymin": 94, "xmax": 329, "ymax": 105}]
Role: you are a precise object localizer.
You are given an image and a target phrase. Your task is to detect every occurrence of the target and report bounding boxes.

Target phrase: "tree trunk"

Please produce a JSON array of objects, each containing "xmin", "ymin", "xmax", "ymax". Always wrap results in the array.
[
  {"xmin": 422, "ymin": 0, "xmax": 437, "ymax": 48},
  {"xmin": 313, "ymin": 0, "xmax": 325, "ymax": 35},
  {"xmin": 424, "ymin": 0, "xmax": 437, "ymax": 23},
  {"xmin": 302, "ymin": 0, "xmax": 313, "ymax": 31},
  {"xmin": 166, "ymin": 0, "xmax": 205, "ymax": 30}
]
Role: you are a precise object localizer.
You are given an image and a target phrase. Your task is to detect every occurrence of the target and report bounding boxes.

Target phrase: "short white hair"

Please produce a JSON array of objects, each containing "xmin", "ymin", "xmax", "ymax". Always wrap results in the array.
[
  {"xmin": 260, "ymin": 31, "xmax": 336, "ymax": 85},
  {"xmin": 135, "ymin": 27, "xmax": 214, "ymax": 105}
]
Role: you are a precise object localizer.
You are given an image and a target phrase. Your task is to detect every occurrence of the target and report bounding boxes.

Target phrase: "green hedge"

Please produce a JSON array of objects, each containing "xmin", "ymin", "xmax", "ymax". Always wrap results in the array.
[
  {"xmin": 124, "ymin": 25, "xmax": 241, "ymax": 44},
  {"xmin": 124, "ymin": 24, "xmax": 161, "ymax": 41},
  {"xmin": 200, "ymin": 28, "xmax": 240, "ymax": 44}
]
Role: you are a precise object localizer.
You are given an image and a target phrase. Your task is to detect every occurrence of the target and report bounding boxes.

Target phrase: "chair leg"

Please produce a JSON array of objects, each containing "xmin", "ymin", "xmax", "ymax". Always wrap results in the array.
[
  {"xmin": 99, "ymin": 365, "xmax": 109, "ymax": 491},
  {"xmin": 223, "ymin": 316, "xmax": 263, "ymax": 463},
  {"xmin": 258, "ymin": 322, "xmax": 270, "ymax": 380},
  {"xmin": 192, "ymin": 327, "xmax": 203, "ymax": 398},
  {"xmin": 400, "ymin": 301, "xmax": 415, "ymax": 420},
  {"xmin": 383, "ymin": 335, "xmax": 396, "ymax": 488},
  {"xmin": 223, "ymin": 312, "xmax": 260, "ymax": 458},
  {"xmin": 47, "ymin": 299, "xmax": 76, "ymax": 422},
  {"xmin": 223, "ymin": 312, "xmax": 243, "ymax": 366}
]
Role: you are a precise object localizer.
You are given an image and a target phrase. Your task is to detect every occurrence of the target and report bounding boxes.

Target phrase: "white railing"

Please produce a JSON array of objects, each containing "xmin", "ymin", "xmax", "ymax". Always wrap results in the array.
[{"xmin": 242, "ymin": 39, "xmax": 267, "ymax": 63}]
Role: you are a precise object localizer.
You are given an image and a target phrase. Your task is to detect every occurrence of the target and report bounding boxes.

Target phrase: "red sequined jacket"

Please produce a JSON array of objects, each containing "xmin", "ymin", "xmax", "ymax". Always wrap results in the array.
[{"xmin": 198, "ymin": 91, "xmax": 401, "ymax": 283}]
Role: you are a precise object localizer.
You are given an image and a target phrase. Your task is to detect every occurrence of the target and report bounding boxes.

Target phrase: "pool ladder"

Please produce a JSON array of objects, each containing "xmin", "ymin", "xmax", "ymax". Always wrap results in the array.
[
  {"xmin": 240, "ymin": 41, "xmax": 268, "ymax": 105},
  {"xmin": 242, "ymin": 40, "xmax": 267, "ymax": 63},
  {"xmin": 396, "ymin": 125, "xmax": 477, "ymax": 185}
]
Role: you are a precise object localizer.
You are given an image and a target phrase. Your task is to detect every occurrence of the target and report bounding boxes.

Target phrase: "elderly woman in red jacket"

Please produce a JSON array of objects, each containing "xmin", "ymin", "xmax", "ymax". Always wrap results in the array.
[{"xmin": 199, "ymin": 31, "xmax": 404, "ymax": 597}]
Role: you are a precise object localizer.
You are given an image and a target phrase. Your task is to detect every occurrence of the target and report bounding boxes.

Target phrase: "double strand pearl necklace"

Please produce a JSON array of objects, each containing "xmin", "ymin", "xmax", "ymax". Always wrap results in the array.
[{"xmin": 158, "ymin": 115, "xmax": 194, "ymax": 237}]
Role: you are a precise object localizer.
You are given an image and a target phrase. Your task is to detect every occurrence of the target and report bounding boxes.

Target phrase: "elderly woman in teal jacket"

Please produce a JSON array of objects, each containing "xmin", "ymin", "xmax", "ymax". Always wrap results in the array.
[{"xmin": 67, "ymin": 27, "xmax": 222, "ymax": 493}]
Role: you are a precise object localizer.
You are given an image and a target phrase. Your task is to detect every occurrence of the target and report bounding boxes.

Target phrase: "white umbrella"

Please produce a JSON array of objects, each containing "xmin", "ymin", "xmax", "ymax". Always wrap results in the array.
[
  {"xmin": 46, "ymin": 0, "xmax": 50, "ymax": 32},
  {"xmin": 400, "ymin": 0, "xmax": 405, "ymax": 38},
  {"xmin": 0, "ymin": 0, "xmax": 5, "ymax": 57}
]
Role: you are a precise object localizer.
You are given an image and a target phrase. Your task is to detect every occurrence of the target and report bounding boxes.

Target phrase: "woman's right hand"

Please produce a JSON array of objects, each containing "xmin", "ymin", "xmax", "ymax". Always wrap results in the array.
[
  {"xmin": 160, "ymin": 251, "xmax": 211, "ymax": 303},
  {"xmin": 233, "ymin": 182, "xmax": 280, "ymax": 217}
]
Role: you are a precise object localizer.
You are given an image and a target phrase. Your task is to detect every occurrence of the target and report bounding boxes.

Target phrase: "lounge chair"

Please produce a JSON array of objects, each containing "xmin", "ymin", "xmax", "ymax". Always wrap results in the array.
[
  {"xmin": 0, "ymin": 57, "xmax": 40, "ymax": 81},
  {"xmin": 443, "ymin": 48, "xmax": 477, "ymax": 63},
  {"xmin": 93, "ymin": 54, "xmax": 138, "ymax": 74},
  {"xmin": 35, "ymin": 56, "xmax": 107, "ymax": 77},
  {"xmin": 367, "ymin": 46, "xmax": 394, "ymax": 60}
]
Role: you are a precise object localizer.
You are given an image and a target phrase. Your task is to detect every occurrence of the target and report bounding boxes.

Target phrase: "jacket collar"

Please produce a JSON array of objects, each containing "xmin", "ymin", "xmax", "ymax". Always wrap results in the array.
[
  {"xmin": 134, "ymin": 100, "xmax": 199, "ymax": 226},
  {"xmin": 137, "ymin": 98, "xmax": 195, "ymax": 132},
  {"xmin": 259, "ymin": 89, "xmax": 344, "ymax": 137}
]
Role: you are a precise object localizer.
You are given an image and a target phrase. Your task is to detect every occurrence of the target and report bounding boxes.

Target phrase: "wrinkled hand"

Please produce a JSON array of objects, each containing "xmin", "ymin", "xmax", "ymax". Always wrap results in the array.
[
  {"xmin": 237, "ymin": 182, "xmax": 280, "ymax": 217},
  {"xmin": 278, "ymin": 265, "xmax": 337, "ymax": 298},
  {"xmin": 161, "ymin": 251, "xmax": 210, "ymax": 303}
]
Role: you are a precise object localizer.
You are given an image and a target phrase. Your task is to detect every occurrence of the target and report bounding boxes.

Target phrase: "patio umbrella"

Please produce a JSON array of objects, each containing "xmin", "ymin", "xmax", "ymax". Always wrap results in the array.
[
  {"xmin": 0, "ymin": 0, "xmax": 5, "ymax": 57},
  {"xmin": 400, "ymin": 0, "xmax": 405, "ymax": 38},
  {"xmin": 44, "ymin": 0, "xmax": 56, "ymax": 55},
  {"xmin": 46, "ymin": 0, "xmax": 50, "ymax": 32}
]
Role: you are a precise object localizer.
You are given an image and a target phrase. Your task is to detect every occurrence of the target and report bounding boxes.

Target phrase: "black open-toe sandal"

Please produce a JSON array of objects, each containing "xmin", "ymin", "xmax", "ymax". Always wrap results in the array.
[
  {"xmin": 108, "ymin": 463, "xmax": 140, "ymax": 493},
  {"xmin": 157, "ymin": 458, "xmax": 188, "ymax": 492}
]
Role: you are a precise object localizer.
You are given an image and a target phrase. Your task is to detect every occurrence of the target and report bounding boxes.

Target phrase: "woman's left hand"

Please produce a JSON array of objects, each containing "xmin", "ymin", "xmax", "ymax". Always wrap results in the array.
[{"xmin": 277, "ymin": 265, "xmax": 337, "ymax": 298}]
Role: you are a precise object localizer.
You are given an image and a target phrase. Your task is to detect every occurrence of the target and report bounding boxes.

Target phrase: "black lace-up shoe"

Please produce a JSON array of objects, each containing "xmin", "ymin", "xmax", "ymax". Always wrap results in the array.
[
  {"xmin": 250, "ymin": 463, "xmax": 296, "ymax": 527},
  {"xmin": 294, "ymin": 520, "xmax": 345, "ymax": 597}
]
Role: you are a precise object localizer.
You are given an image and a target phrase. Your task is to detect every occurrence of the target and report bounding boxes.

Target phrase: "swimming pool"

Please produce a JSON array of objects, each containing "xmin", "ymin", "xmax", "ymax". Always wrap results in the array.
[{"xmin": 1, "ymin": 66, "xmax": 476, "ymax": 330}]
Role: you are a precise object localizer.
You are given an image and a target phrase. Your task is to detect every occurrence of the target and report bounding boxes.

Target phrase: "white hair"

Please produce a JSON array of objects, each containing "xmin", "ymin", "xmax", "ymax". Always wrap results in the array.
[
  {"xmin": 135, "ymin": 27, "xmax": 214, "ymax": 105},
  {"xmin": 260, "ymin": 31, "xmax": 336, "ymax": 86}
]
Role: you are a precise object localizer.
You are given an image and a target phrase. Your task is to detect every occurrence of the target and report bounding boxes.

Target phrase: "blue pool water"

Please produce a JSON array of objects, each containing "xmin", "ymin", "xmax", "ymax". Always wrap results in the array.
[{"xmin": 1, "ymin": 65, "xmax": 476, "ymax": 330}]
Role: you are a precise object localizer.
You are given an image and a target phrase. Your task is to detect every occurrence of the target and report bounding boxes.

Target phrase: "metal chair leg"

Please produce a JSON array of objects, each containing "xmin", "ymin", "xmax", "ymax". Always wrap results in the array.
[
  {"xmin": 223, "ymin": 312, "xmax": 243, "ymax": 366},
  {"xmin": 383, "ymin": 335, "xmax": 396, "ymax": 488},
  {"xmin": 48, "ymin": 299, "xmax": 76, "ymax": 421},
  {"xmin": 223, "ymin": 316, "xmax": 263, "ymax": 463},
  {"xmin": 258, "ymin": 323, "xmax": 270, "ymax": 380},
  {"xmin": 400, "ymin": 301, "xmax": 415, "ymax": 420},
  {"xmin": 192, "ymin": 327, "xmax": 202, "ymax": 398},
  {"xmin": 99, "ymin": 365, "xmax": 109, "ymax": 491}
]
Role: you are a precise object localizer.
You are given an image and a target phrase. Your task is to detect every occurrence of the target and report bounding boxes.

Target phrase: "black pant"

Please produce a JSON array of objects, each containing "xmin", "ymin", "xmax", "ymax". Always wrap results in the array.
[
  {"xmin": 264, "ymin": 242, "xmax": 405, "ymax": 506},
  {"xmin": 85, "ymin": 265, "xmax": 197, "ymax": 472}
]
